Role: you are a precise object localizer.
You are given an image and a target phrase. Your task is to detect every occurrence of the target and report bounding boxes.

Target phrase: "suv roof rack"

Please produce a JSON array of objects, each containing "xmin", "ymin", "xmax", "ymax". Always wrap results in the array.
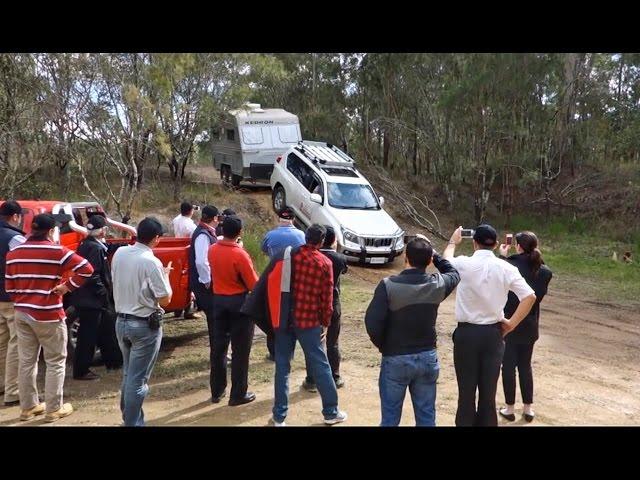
[{"xmin": 295, "ymin": 141, "xmax": 357, "ymax": 169}]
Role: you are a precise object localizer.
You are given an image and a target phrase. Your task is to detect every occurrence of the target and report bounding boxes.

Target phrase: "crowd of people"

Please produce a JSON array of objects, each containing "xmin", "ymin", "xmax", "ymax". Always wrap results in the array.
[{"xmin": 0, "ymin": 198, "xmax": 552, "ymax": 427}]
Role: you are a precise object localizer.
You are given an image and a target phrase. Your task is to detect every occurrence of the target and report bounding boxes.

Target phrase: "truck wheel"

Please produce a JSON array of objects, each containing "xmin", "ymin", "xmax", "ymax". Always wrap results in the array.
[
  {"xmin": 231, "ymin": 174, "xmax": 242, "ymax": 188},
  {"xmin": 221, "ymin": 166, "xmax": 232, "ymax": 187},
  {"xmin": 272, "ymin": 185, "xmax": 286, "ymax": 213},
  {"xmin": 65, "ymin": 307, "xmax": 80, "ymax": 361}
]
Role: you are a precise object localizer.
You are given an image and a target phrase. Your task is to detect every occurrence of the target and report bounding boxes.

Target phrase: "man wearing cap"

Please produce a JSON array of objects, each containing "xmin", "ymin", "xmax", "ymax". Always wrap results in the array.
[
  {"xmin": 261, "ymin": 207, "xmax": 305, "ymax": 260},
  {"xmin": 260, "ymin": 207, "xmax": 305, "ymax": 360},
  {"xmin": 443, "ymin": 225, "xmax": 536, "ymax": 427},
  {"xmin": 0, "ymin": 200, "xmax": 26, "ymax": 407},
  {"xmin": 215, "ymin": 208, "xmax": 235, "ymax": 238},
  {"xmin": 111, "ymin": 217, "xmax": 172, "ymax": 426},
  {"xmin": 6, "ymin": 213, "xmax": 94, "ymax": 422},
  {"xmin": 208, "ymin": 215, "xmax": 259, "ymax": 406},
  {"xmin": 188, "ymin": 205, "xmax": 219, "ymax": 372},
  {"xmin": 69, "ymin": 215, "xmax": 128, "ymax": 380}
]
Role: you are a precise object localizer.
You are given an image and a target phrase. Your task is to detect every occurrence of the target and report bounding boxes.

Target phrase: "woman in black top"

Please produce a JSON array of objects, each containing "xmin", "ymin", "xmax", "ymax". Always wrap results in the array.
[{"xmin": 498, "ymin": 231, "xmax": 552, "ymax": 422}]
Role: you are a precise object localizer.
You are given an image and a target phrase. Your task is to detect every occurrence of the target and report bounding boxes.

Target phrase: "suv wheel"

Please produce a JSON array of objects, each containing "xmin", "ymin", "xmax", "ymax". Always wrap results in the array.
[
  {"xmin": 272, "ymin": 185, "xmax": 286, "ymax": 213},
  {"xmin": 231, "ymin": 174, "xmax": 242, "ymax": 188}
]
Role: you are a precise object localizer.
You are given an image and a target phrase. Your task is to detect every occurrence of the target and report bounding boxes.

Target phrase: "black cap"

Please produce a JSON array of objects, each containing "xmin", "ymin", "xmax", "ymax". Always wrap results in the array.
[
  {"xmin": 222, "ymin": 215, "xmax": 242, "ymax": 238},
  {"xmin": 137, "ymin": 217, "xmax": 167, "ymax": 242},
  {"xmin": 278, "ymin": 207, "xmax": 295, "ymax": 220},
  {"xmin": 222, "ymin": 208, "xmax": 236, "ymax": 216},
  {"xmin": 0, "ymin": 200, "xmax": 22, "ymax": 216},
  {"xmin": 32, "ymin": 213, "xmax": 58, "ymax": 231},
  {"xmin": 201, "ymin": 205, "xmax": 219, "ymax": 220},
  {"xmin": 473, "ymin": 224, "xmax": 498, "ymax": 247},
  {"xmin": 86, "ymin": 215, "xmax": 107, "ymax": 231}
]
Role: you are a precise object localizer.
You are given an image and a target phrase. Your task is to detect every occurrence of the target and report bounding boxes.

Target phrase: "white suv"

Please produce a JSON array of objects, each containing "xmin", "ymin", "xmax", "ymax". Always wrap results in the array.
[{"xmin": 270, "ymin": 141, "xmax": 405, "ymax": 264}]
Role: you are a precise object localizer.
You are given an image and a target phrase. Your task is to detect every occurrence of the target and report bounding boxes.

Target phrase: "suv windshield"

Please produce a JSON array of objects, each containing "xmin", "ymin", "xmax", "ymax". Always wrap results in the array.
[{"xmin": 327, "ymin": 183, "xmax": 380, "ymax": 210}]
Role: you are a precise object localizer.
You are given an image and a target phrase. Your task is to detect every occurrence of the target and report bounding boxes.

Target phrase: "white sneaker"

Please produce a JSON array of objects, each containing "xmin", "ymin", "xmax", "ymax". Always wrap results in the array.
[
  {"xmin": 324, "ymin": 410, "xmax": 348, "ymax": 425},
  {"xmin": 269, "ymin": 417, "xmax": 286, "ymax": 427}
]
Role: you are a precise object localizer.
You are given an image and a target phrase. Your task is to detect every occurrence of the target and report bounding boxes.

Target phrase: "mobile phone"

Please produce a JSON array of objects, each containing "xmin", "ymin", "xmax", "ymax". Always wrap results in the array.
[
  {"xmin": 193, "ymin": 205, "xmax": 201, "ymax": 211},
  {"xmin": 461, "ymin": 229, "xmax": 474, "ymax": 238},
  {"xmin": 506, "ymin": 234, "xmax": 513, "ymax": 245}
]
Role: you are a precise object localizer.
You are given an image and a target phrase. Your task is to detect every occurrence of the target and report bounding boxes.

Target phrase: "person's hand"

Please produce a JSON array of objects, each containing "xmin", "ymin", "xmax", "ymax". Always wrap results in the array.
[
  {"xmin": 320, "ymin": 326, "xmax": 328, "ymax": 342},
  {"xmin": 500, "ymin": 317, "xmax": 514, "ymax": 337},
  {"xmin": 499, "ymin": 243, "xmax": 511, "ymax": 257},
  {"xmin": 163, "ymin": 261, "xmax": 173, "ymax": 276},
  {"xmin": 51, "ymin": 284, "xmax": 70, "ymax": 296},
  {"xmin": 450, "ymin": 226, "xmax": 463, "ymax": 245},
  {"xmin": 204, "ymin": 282, "xmax": 211, "ymax": 290}
]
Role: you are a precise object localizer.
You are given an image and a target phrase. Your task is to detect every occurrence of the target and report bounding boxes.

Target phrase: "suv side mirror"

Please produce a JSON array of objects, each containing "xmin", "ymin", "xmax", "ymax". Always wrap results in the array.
[
  {"xmin": 310, "ymin": 193, "xmax": 322, "ymax": 204},
  {"xmin": 379, "ymin": 196, "xmax": 385, "ymax": 207}
]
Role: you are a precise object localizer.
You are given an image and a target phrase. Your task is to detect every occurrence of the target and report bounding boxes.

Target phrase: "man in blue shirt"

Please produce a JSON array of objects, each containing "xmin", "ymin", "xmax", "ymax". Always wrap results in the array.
[
  {"xmin": 261, "ymin": 208, "xmax": 305, "ymax": 260},
  {"xmin": 259, "ymin": 207, "xmax": 305, "ymax": 361}
]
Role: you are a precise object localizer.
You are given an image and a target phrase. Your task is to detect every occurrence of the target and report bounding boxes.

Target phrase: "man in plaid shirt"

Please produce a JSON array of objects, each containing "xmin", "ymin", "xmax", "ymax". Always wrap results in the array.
[{"xmin": 271, "ymin": 224, "xmax": 347, "ymax": 426}]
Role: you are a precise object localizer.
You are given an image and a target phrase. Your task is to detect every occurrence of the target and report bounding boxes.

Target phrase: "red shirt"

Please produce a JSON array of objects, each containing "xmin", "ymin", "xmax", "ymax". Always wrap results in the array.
[
  {"xmin": 5, "ymin": 239, "xmax": 94, "ymax": 322},
  {"xmin": 208, "ymin": 239, "xmax": 259, "ymax": 295},
  {"xmin": 291, "ymin": 245, "xmax": 334, "ymax": 328}
]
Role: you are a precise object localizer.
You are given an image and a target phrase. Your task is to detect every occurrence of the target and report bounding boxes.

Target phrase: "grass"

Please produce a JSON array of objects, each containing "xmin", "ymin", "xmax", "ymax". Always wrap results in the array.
[{"xmin": 505, "ymin": 214, "xmax": 640, "ymax": 305}]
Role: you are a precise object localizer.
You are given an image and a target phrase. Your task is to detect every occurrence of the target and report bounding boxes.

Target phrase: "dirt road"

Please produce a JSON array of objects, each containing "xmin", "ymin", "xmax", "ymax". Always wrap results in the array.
[{"xmin": 2, "ymin": 166, "xmax": 638, "ymax": 426}]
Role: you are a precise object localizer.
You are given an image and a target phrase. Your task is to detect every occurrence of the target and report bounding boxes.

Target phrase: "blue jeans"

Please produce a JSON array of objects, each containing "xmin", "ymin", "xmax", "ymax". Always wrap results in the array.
[
  {"xmin": 273, "ymin": 326, "xmax": 339, "ymax": 423},
  {"xmin": 379, "ymin": 349, "xmax": 440, "ymax": 427},
  {"xmin": 116, "ymin": 318, "xmax": 162, "ymax": 427}
]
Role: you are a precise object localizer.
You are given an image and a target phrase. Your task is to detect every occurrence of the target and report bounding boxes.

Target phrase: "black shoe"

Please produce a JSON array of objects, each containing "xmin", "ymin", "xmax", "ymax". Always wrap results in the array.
[
  {"xmin": 523, "ymin": 412, "xmax": 535, "ymax": 423},
  {"xmin": 334, "ymin": 376, "xmax": 345, "ymax": 389},
  {"xmin": 4, "ymin": 399, "xmax": 19, "ymax": 407},
  {"xmin": 73, "ymin": 371, "xmax": 100, "ymax": 381},
  {"xmin": 499, "ymin": 408, "xmax": 516, "ymax": 422},
  {"xmin": 301, "ymin": 379, "xmax": 318, "ymax": 393},
  {"xmin": 228, "ymin": 392, "xmax": 256, "ymax": 406},
  {"xmin": 211, "ymin": 391, "xmax": 227, "ymax": 404}
]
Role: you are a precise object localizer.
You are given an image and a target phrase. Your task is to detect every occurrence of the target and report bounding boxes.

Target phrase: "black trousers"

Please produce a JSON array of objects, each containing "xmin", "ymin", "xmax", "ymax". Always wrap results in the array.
[
  {"xmin": 73, "ymin": 307, "xmax": 122, "ymax": 377},
  {"xmin": 305, "ymin": 310, "xmax": 341, "ymax": 382},
  {"xmin": 453, "ymin": 322, "xmax": 505, "ymax": 427},
  {"xmin": 194, "ymin": 282, "xmax": 217, "ymax": 391},
  {"xmin": 210, "ymin": 293, "xmax": 255, "ymax": 401},
  {"xmin": 502, "ymin": 340, "xmax": 535, "ymax": 405}
]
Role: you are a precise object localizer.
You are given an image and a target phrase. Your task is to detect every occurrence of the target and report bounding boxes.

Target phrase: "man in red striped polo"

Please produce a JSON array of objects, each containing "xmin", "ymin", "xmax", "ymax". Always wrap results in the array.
[{"xmin": 5, "ymin": 213, "xmax": 94, "ymax": 423}]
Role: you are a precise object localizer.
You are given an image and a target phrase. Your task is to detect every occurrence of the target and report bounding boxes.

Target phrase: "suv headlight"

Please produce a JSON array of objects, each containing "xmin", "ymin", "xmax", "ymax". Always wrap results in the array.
[
  {"xmin": 394, "ymin": 231, "xmax": 405, "ymax": 250},
  {"xmin": 342, "ymin": 228, "xmax": 361, "ymax": 247}
]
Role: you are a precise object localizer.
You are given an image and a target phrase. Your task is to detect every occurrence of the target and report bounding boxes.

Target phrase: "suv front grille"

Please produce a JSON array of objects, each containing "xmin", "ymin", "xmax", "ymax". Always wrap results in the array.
[{"xmin": 363, "ymin": 237, "xmax": 393, "ymax": 248}]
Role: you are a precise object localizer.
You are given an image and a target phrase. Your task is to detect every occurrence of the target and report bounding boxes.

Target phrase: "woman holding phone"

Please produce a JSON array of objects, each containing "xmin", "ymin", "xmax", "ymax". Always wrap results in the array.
[{"xmin": 498, "ymin": 231, "xmax": 553, "ymax": 422}]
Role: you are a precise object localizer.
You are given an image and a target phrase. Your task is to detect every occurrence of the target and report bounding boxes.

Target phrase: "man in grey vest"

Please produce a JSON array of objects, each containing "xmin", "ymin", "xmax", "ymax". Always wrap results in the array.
[
  {"xmin": 0, "ymin": 200, "xmax": 26, "ymax": 407},
  {"xmin": 365, "ymin": 236, "xmax": 459, "ymax": 426}
]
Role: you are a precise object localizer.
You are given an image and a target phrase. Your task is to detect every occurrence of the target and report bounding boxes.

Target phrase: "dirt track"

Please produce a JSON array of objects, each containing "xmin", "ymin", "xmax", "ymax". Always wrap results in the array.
[{"xmin": 1, "ymin": 166, "xmax": 638, "ymax": 426}]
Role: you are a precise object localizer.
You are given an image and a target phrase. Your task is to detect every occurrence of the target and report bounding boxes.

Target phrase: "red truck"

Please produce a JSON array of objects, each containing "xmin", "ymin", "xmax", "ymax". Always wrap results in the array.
[{"xmin": 8, "ymin": 200, "xmax": 193, "ymax": 354}]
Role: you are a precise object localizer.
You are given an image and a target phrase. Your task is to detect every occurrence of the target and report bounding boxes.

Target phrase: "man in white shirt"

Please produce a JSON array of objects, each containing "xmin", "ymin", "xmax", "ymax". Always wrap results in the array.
[
  {"xmin": 112, "ymin": 217, "xmax": 172, "ymax": 426},
  {"xmin": 443, "ymin": 224, "xmax": 536, "ymax": 427},
  {"xmin": 172, "ymin": 202, "xmax": 197, "ymax": 238}
]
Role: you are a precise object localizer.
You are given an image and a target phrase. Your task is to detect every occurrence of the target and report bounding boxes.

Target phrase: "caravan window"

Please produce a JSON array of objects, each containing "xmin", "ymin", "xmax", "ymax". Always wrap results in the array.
[
  {"xmin": 278, "ymin": 125, "xmax": 300, "ymax": 143},
  {"xmin": 226, "ymin": 129, "xmax": 235, "ymax": 141},
  {"xmin": 241, "ymin": 126, "xmax": 264, "ymax": 145}
]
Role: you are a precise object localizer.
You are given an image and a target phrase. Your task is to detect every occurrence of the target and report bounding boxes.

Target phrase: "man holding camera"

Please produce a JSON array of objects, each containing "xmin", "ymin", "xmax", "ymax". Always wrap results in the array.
[
  {"xmin": 112, "ymin": 217, "xmax": 172, "ymax": 426},
  {"xmin": 443, "ymin": 225, "xmax": 536, "ymax": 427},
  {"xmin": 365, "ymin": 235, "xmax": 459, "ymax": 426}
]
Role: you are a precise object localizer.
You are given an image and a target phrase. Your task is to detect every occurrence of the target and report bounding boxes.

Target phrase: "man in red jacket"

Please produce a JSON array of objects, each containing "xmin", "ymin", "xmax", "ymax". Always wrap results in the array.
[{"xmin": 6, "ymin": 213, "xmax": 94, "ymax": 422}]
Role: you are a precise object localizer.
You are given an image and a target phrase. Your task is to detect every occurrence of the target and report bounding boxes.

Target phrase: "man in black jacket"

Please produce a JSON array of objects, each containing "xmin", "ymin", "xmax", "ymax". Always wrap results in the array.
[
  {"xmin": 70, "ymin": 215, "xmax": 128, "ymax": 380},
  {"xmin": 302, "ymin": 226, "xmax": 348, "ymax": 392},
  {"xmin": 365, "ymin": 236, "xmax": 459, "ymax": 426},
  {"xmin": 0, "ymin": 201, "xmax": 26, "ymax": 406}
]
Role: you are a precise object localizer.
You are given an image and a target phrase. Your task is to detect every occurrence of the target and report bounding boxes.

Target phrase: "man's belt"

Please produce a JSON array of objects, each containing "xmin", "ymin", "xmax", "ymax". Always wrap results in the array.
[{"xmin": 117, "ymin": 313, "xmax": 150, "ymax": 321}]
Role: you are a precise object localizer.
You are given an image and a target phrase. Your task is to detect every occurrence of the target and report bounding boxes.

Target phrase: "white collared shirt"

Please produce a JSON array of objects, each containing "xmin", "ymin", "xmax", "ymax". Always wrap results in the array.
[
  {"xmin": 111, "ymin": 242, "xmax": 172, "ymax": 317},
  {"xmin": 172, "ymin": 214, "xmax": 197, "ymax": 238},
  {"xmin": 448, "ymin": 249, "xmax": 534, "ymax": 325}
]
